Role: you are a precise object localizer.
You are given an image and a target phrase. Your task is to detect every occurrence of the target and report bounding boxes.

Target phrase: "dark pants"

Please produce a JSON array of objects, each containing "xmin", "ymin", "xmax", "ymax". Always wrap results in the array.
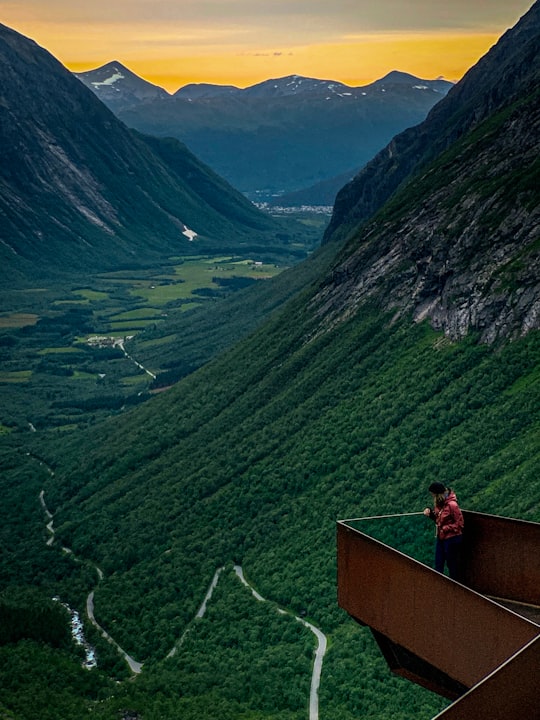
[{"xmin": 435, "ymin": 535, "xmax": 463, "ymax": 581}]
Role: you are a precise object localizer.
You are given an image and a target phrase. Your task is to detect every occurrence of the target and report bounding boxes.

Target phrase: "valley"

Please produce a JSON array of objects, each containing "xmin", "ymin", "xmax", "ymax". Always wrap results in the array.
[
  {"xmin": 0, "ymin": 247, "xmax": 316, "ymax": 434},
  {"xmin": 0, "ymin": 5, "xmax": 539, "ymax": 720}
]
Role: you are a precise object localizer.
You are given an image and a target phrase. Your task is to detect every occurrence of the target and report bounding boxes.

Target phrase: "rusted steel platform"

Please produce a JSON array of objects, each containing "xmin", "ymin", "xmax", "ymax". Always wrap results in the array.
[
  {"xmin": 432, "ymin": 635, "xmax": 540, "ymax": 720},
  {"xmin": 337, "ymin": 511, "xmax": 540, "ymax": 717}
]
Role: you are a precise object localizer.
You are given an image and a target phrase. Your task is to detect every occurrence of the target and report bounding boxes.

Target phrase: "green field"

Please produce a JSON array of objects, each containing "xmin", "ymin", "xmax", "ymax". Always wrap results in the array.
[
  {"xmin": 38, "ymin": 347, "xmax": 81, "ymax": 355},
  {"xmin": 0, "ymin": 251, "xmax": 293, "ymax": 433},
  {"xmin": 0, "ymin": 370, "xmax": 32, "ymax": 383},
  {"xmin": 0, "ymin": 313, "xmax": 39, "ymax": 328}
]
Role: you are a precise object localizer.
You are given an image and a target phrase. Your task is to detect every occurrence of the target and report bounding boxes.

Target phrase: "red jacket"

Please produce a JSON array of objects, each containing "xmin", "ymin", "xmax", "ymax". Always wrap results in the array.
[{"xmin": 433, "ymin": 490, "xmax": 464, "ymax": 540}]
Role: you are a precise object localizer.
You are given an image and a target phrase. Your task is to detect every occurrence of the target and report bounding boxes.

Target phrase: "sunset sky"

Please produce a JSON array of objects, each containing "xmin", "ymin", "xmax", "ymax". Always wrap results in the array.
[{"xmin": 1, "ymin": 1, "xmax": 534, "ymax": 92}]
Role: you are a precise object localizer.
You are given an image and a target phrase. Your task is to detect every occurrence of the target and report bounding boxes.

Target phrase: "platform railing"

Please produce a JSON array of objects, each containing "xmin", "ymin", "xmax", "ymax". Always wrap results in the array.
[
  {"xmin": 337, "ymin": 511, "xmax": 540, "ymax": 706},
  {"xmin": 459, "ymin": 511, "xmax": 540, "ymax": 607}
]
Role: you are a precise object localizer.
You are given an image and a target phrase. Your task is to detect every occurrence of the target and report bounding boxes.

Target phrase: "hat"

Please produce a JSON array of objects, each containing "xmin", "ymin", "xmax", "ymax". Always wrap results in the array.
[{"xmin": 428, "ymin": 482, "xmax": 446, "ymax": 494}]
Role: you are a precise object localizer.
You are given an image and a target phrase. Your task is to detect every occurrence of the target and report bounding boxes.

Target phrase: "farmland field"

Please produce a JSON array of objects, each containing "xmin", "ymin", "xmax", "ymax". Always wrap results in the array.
[{"xmin": 0, "ymin": 252, "xmax": 290, "ymax": 433}]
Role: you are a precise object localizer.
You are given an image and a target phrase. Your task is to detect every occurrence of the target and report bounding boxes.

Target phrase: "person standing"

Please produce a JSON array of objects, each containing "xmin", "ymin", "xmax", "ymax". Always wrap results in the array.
[{"xmin": 423, "ymin": 482, "xmax": 464, "ymax": 581}]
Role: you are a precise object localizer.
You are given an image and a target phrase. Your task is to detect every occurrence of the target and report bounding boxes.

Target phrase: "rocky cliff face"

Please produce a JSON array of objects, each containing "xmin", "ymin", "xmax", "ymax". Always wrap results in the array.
[
  {"xmin": 313, "ymin": 2, "xmax": 540, "ymax": 344},
  {"xmin": 311, "ymin": 79, "xmax": 539, "ymax": 344}
]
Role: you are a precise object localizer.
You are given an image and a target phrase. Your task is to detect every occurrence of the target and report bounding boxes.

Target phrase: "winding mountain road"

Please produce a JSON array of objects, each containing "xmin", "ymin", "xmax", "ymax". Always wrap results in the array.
[
  {"xmin": 234, "ymin": 565, "xmax": 327, "ymax": 720},
  {"xmin": 86, "ymin": 591, "xmax": 143, "ymax": 674},
  {"xmin": 38, "ymin": 486, "xmax": 327, "ymax": 717}
]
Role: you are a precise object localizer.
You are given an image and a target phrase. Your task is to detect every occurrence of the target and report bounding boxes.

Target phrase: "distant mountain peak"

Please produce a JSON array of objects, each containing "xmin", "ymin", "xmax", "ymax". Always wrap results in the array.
[
  {"xmin": 370, "ymin": 70, "xmax": 453, "ymax": 94},
  {"xmin": 95, "ymin": 60, "xmax": 129, "ymax": 72},
  {"xmin": 85, "ymin": 61, "xmax": 128, "ymax": 88},
  {"xmin": 376, "ymin": 70, "xmax": 424, "ymax": 84},
  {"xmin": 75, "ymin": 61, "xmax": 170, "ymax": 104},
  {"xmin": 243, "ymin": 74, "xmax": 352, "ymax": 97},
  {"xmin": 174, "ymin": 82, "xmax": 241, "ymax": 100}
]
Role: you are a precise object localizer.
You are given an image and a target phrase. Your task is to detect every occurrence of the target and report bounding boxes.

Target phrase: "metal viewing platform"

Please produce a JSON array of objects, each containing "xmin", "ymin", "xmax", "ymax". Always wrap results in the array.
[{"xmin": 337, "ymin": 511, "xmax": 540, "ymax": 719}]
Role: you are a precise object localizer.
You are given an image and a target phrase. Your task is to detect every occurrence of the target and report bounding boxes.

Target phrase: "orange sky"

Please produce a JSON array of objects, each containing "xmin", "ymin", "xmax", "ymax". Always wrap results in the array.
[
  {"xmin": 1, "ymin": 1, "xmax": 533, "ymax": 91},
  {"xmin": 68, "ymin": 32, "xmax": 502, "ymax": 92}
]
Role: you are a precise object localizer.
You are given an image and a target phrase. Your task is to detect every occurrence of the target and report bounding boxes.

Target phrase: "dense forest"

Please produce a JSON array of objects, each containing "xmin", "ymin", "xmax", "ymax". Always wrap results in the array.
[{"xmin": 1, "ymin": 303, "xmax": 538, "ymax": 718}]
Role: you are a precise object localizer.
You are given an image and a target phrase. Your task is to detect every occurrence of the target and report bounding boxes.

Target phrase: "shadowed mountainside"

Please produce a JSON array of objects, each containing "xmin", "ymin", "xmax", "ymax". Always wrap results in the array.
[{"xmin": 0, "ymin": 24, "xmax": 297, "ymax": 285}]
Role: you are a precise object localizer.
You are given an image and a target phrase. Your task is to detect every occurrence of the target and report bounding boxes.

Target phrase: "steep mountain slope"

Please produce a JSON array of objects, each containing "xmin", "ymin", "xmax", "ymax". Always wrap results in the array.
[
  {"xmin": 77, "ymin": 66, "xmax": 451, "ymax": 197},
  {"xmin": 1, "ymin": 8, "xmax": 539, "ymax": 720},
  {"xmin": 0, "ymin": 25, "xmax": 294, "ymax": 285},
  {"xmin": 324, "ymin": 1, "xmax": 540, "ymax": 242},
  {"xmin": 313, "ymin": 88, "xmax": 540, "ymax": 344}
]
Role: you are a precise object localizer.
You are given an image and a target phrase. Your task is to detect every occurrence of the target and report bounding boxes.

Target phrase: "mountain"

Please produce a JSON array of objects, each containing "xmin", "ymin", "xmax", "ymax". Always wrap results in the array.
[
  {"xmin": 77, "ymin": 66, "xmax": 452, "ymax": 199},
  {"xmin": 265, "ymin": 73, "xmax": 454, "ymax": 207},
  {"xmin": 372, "ymin": 70, "xmax": 452, "ymax": 95},
  {"xmin": 237, "ymin": 74, "xmax": 359, "ymax": 98},
  {"xmin": 324, "ymin": 3, "xmax": 540, "ymax": 242},
  {"xmin": 174, "ymin": 82, "xmax": 241, "ymax": 100},
  {"xmin": 315, "ymin": 83, "xmax": 540, "ymax": 345},
  {"xmin": 0, "ymin": 26, "xmax": 297, "ymax": 286},
  {"xmin": 175, "ymin": 72, "xmax": 450, "ymax": 103},
  {"xmin": 1, "ymin": 5, "xmax": 539, "ymax": 720},
  {"xmin": 75, "ymin": 60, "xmax": 171, "ymax": 105},
  {"xmin": 267, "ymin": 167, "xmax": 358, "ymax": 207},
  {"xmin": 318, "ymin": 1, "xmax": 540, "ymax": 345}
]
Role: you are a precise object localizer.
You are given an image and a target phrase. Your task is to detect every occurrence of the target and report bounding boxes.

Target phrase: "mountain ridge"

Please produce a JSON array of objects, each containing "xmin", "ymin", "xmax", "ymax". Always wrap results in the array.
[
  {"xmin": 76, "ymin": 60, "xmax": 171, "ymax": 104},
  {"xmin": 76, "ymin": 65, "xmax": 452, "ymax": 198},
  {"xmin": 77, "ymin": 65, "xmax": 452, "ymax": 102}
]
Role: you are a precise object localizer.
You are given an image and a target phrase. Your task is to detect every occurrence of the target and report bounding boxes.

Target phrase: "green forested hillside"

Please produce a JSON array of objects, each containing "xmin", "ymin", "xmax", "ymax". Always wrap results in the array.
[
  {"xmin": 2, "ymin": 303, "xmax": 538, "ymax": 718},
  {"xmin": 2, "ymin": 108, "xmax": 539, "ymax": 720}
]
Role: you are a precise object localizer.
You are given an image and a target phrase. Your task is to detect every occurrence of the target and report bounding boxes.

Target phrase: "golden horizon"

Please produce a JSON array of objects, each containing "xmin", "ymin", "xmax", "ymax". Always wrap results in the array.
[
  {"xmin": 4, "ymin": 0, "xmax": 528, "ymax": 95},
  {"xmin": 63, "ymin": 32, "xmax": 499, "ymax": 93}
]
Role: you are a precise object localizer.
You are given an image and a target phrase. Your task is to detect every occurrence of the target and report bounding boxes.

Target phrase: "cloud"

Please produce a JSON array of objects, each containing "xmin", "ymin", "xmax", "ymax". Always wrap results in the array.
[{"xmin": 242, "ymin": 51, "xmax": 294, "ymax": 57}]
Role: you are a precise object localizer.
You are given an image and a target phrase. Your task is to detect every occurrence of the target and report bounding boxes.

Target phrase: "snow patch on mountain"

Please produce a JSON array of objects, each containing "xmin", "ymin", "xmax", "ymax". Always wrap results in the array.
[
  {"xmin": 182, "ymin": 225, "xmax": 197, "ymax": 241},
  {"xmin": 92, "ymin": 71, "xmax": 124, "ymax": 88}
]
